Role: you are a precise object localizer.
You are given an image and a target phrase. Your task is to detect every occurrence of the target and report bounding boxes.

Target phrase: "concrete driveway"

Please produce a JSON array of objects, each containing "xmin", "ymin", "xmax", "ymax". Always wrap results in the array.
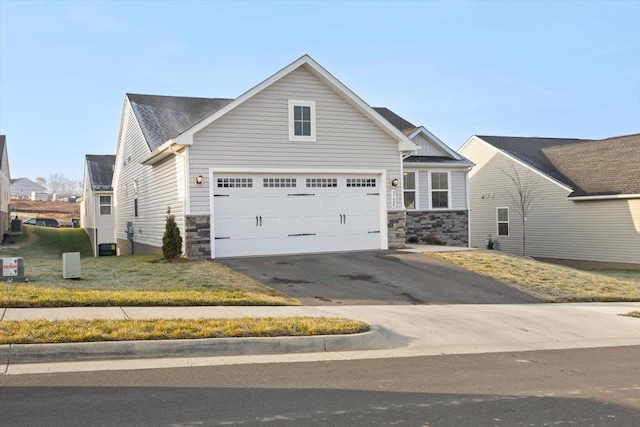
[{"xmin": 219, "ymin": 250, "xmax": 541, "ymax": 305}]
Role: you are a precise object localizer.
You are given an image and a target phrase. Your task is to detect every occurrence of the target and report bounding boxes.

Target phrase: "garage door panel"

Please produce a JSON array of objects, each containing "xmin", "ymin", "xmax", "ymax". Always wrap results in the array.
[{"xmin": 213, "ymin": 173, "xmax": 382, "ymax": 258}]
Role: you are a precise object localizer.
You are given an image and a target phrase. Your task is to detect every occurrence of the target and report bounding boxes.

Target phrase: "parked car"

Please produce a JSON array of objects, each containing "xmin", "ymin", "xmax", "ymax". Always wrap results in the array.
[{"xmin": 23, "ymin": 218, "xmax": 60, "ymax": 228}]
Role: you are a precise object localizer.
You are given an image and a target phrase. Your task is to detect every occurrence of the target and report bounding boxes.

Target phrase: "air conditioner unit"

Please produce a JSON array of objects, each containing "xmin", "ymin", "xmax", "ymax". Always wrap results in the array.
[{"xmin": 63, "ymin": 252, "xmax": 81, "ymax": 279}]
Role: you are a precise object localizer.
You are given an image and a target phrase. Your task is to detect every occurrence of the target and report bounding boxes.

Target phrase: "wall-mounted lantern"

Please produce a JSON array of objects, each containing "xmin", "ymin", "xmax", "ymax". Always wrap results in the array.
[
  {"xmin": 391, "ymin": 178, "xmax": 399, "ymax": 187},
  {"xmin": 195, "ymin": 175, "xmax": 203, "ymax": 185}
]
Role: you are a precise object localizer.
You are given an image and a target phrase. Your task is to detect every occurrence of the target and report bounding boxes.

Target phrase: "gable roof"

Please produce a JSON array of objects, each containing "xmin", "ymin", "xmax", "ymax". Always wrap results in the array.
[
  {"xmin": 0, "ymin": 135, "xmax": 7, "ymax": 174},
  {"xmin": 476, "ymin": 134, "xmax": 640, "ymax": 197},
  {"xmin": 86, "ymin": 155, "xmax": 116, "ymax": 192},
  {"xmin": 373, "ymin": 109, "xmax": 472, "ymax": 166},
  {"xmin": 127, "ymin": 94, "xmax": 233, "ymax": 151}
]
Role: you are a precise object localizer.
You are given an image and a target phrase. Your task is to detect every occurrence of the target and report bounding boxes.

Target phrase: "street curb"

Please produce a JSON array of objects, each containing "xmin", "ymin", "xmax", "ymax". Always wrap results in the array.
[{"xmin": 1, "ymin": 326, "xmax": 403, "ymax": 365}]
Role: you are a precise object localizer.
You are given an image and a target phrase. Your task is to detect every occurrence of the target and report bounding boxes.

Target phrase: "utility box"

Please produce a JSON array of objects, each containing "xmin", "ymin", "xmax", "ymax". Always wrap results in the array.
[
  {"xmin": 63, "ymin": 252, "xmax": 81, "ymax": 279},
  {"xmin": 1, "ymin": 257, "xmax": 28, "ymax": 282}
]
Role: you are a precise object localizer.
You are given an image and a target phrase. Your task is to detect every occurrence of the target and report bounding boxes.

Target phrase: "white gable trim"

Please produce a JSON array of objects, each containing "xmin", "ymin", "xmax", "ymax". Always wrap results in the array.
[
  {"xmin": 460, "ymin": 135, "xmax": 574, "ymax": 193},
  {"xmin": 173, "ymin": 55, "xmax": 417, "ymax": 153},
  {"xmin": 409, "ymin": 126, "xmax": 463, "ymax": 160}
]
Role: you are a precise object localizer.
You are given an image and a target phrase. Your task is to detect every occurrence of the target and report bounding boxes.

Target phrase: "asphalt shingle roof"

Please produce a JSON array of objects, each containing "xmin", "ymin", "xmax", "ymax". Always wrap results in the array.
[
  {"xmin": 478, "ymin": 134, "xmax": 640, "ymax": 197},
  {"xmin": 86, "ymin": 155, "xmax": 116, "ymax": 192},
  {"xmin": 373, "ymin": 107, "xmax": 417, "ymax": 135},
  {"xmin": 127, "ymin": 94, "xmax": 234, "ymax": 151}
]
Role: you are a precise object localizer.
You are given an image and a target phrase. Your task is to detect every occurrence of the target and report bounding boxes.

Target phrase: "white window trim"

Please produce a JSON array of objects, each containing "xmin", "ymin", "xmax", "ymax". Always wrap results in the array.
[
  {"xmin": 99, "ymin": 195, "xmax": 112, "ymax": 216},
  {"xmin": 429, "ymin": 170, "xmax": 451, "ymax": 210},
  {"xmin": 403, "ymin": 170, "xmax": 418, "ymax": 210},
  {"xmin": 288, "ymin": 99, "xmax": 316, "ymax": 142},
  {"xmin": 497, "ymin": 207, "xmax": 510, "ymax": 237}
]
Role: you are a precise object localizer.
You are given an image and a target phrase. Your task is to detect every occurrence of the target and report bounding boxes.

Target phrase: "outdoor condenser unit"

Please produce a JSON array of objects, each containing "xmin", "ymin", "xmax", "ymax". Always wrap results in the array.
[{"xmin": 63, "ymin": 252, "xmax": 81, "ymax": 279}]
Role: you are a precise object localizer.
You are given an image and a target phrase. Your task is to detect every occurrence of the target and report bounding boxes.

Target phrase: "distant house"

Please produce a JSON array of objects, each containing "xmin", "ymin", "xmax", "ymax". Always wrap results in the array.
[
  {"xmin": 0, "ymin": 136, "xmax": 10, "ymax": 235},
  {"xmin": 459, "ymin": 134, "xmax": 640, "ymax": 267},
  {"xmin": 11, "ymin": 177, "xmax": 45, "ymax": 198},
  {"xmin": 374, "ymin": 108, "xmax": 474, "ymax": 246},
  {"xmin": 80, "ymin": 155, "xmax": 116, "ymax": 257}
]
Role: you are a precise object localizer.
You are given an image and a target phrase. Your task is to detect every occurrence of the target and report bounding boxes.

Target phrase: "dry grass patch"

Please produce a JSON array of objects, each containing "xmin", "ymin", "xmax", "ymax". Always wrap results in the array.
[
  {"xmin": 0, "ymin": 317, "xmax": 370, "ymax": 344},
  {"xmin": 429, "ymin": 251, "xmax": 640, "ymax": 302},
  {"xmin": 623, "ymin": 311, "xmax": 640, "ymax": 319}
]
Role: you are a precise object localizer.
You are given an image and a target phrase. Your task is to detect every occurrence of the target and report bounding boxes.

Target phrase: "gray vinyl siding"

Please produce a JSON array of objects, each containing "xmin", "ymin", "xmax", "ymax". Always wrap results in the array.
[
  {"xmin": 418, "ymin": 170, "xmax": 429, "ymax": 209},
  {"xmin": 460, "ymin": 137, "xmax": 640, "ymax": 264},
  {"xmin": 188, "ymin": 66, "xmax": 402, "ymax": 214},
  {"xmin": 451, "ymin": 170, "xmax": 467, "ymax": 210},
  {"xmin": 113, "ymin": 101, "xmax": 185, "ymax": 252},
  {"xmin": 412, "ymin": 133, "xmax": 449, "ymax": 156}
]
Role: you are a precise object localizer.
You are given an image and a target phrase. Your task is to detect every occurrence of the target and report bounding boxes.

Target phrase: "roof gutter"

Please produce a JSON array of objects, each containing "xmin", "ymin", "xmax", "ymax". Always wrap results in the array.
[
  {"xmin": 569, "ymin": 193, "xmax": 640, "ymax": 201},
  {"xmin": 140, "ymin": 139, "xmax": 186, "ymax": 166}
]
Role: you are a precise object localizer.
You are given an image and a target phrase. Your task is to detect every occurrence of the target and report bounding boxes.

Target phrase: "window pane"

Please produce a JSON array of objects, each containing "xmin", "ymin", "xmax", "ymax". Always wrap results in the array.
[
  {"xmin": 432, "ymin": 191, "xmax": 448, "ymax": 208},
  {"xmin": 294, "ymin": 106, "xmax": 302, "ymax": 121},
  {"xmin": 498, "ymin": 208, "xmax": 508, "ymax": 222},
  {"xmin": 294, "ymin": 121, "xmax": 303, "ymax": 136},
  {"xmin": 498, "ymin": 223, "xmax": 509, "ymax": 236},
  {"xmin": 431, "ymin": 172, "xmax": 448, "ymax": 190},
  {"xmin": 302, "ymin": 106, "xmax": 311, "ymax": 121},
  {"xmin": 403, "ymin": 172, "xmax": 415, "ymax": 190},
  {"xmin": 100, "ymin": 195, "xmax": 111, "ymax": 205},
  {"xmin": 404, "ymin": 191, "xmax": 416, "ymax": 209},
  {"xmin": 302, "ymin": 122, "xmax": 311, "ymax": 136},
  {"xmin": 100, "ymin": 206, "xmax": 111, "ymax": 215}
]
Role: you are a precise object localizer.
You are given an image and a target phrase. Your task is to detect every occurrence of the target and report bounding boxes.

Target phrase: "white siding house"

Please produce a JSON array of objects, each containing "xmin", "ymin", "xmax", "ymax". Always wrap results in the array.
[
  {"xmin": 459, "ymin": 134, "xmax": 640, "ymax": 267},
  {"xmin": 0, "ymin": 136, "xmax": 10, "ymax": 235},
  {"xmin": 80, "ymin": 155, "xmax": 116, "ymax": 257},
  {"xmin": 112, "ymin": 55, "xmax": 430, "ymax": 259},
  {"xmin": 10, "ymin": 177, "xmax": 45, "ymax": 199}
]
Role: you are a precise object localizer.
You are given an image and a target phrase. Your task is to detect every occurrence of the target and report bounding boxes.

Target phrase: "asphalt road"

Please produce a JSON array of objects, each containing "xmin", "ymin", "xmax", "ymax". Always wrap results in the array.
[
  {"xmin": 220, "ymin": 250, "xmax": 541, "ymax": 305},
  {"xmin": 2, "ymin": 346, "xmax": 638, "ymax": 426}
]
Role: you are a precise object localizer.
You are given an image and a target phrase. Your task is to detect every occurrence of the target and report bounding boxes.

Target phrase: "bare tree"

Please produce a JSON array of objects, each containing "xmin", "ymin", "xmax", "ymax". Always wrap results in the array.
[
  {"xmin": 35, "ymin": 177, "xmax": 47, "ymax": 189},
  {"xmin": 48, "ymin": 174, "xmax": 81, "ymax": 195},
  {"xmin": 502, "ymin": 162, "xmax": 538, "ymax": 256}
]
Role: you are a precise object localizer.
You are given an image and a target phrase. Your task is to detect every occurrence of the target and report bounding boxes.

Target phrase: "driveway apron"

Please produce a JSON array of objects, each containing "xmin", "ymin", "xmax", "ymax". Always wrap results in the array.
[{"xmin": 219, "ymin": 250, "xmax": 541, "ymax": 305}]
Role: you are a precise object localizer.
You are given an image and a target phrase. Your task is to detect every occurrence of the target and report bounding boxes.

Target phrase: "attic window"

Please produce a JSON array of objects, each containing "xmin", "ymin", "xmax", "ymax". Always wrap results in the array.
[{"xmin": 289, "ymin": 100, "xmax": 316, "ymax": 142}]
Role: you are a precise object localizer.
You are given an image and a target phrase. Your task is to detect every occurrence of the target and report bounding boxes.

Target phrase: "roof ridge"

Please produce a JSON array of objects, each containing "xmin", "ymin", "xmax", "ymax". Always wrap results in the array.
[{"xmin": 127, "ymin": 93, "xmax": 234, "ymax": 102}]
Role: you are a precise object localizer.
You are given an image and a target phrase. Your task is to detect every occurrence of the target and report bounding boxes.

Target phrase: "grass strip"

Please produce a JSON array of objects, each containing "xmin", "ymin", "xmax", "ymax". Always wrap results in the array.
[
  {"xmin": 1, "ymin": 284, "xmax": 298, "ymax": 307},
  {"xmin": 429, "ymin": 251, "xmax": 640, "ymax": 302},
  {"xmin": 0, "ymin": 317, "xmax": 370, "ymax": 344}
]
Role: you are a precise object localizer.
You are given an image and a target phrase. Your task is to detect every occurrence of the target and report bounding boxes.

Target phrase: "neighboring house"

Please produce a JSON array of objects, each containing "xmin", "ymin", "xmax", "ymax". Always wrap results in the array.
[
  {"xmin": 374, "ymin": 108, "xmax": 474, "ymax": 246},
  {"xmin": 0, "ymin": 136, "xmax": 10, "ymax": 235},
  {"xmin": 10, "ymin": 177, "xmax": 45, "ymax": 198},
  {"xmin": 459, "ymin": 134, "xmax": 640, "ymax": 267},
  {"xmin": 112, "ymin": 55, "xmax": 430, "ymax": 259},
  {"xmin": 80, "ymin": 155, "xmax": 116, "ymax": 257}
]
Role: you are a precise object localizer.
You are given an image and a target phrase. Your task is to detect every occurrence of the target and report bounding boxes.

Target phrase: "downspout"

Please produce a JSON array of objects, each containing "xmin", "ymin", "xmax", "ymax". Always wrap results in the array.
[{"xmin": 465, "ymin": 166, "xmax": 472, "ymax": 248}]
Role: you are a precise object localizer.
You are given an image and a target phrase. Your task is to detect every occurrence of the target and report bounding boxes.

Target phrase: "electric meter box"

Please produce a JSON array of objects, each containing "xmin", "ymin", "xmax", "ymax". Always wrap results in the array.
[
  {"xmin": 63, "ymin": 252, "xmax": 81, "ymax": 279},
  {"xmin": 1, "ymin": 257, "xmax": 27, "ymax": 282}
]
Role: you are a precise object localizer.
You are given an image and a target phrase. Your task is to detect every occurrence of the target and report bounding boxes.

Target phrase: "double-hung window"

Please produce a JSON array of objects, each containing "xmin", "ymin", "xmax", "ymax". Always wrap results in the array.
[
  {"xmin": 289, "ymin": 100, "xmax": 316, "ymax": 141},
  {"xmin": 430, "ymin": 172, "xmax": 449, "ymax": 209},
  {"xmin": 99, "ymin": 195, "xmax": 112, "ymax": 215},
  {"xmin": 403, "ymin": 171, "xmax": 416, "ymax": 209},
  {"xmin": 497, "ymin": 207, "xmax": 509, "ymax": 236}
]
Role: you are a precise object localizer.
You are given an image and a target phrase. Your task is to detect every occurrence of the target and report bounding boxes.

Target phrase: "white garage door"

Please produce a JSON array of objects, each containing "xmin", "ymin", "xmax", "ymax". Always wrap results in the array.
[{"xmin": 212, "ymin": 174, "xmax": 382, "ymax": 258}]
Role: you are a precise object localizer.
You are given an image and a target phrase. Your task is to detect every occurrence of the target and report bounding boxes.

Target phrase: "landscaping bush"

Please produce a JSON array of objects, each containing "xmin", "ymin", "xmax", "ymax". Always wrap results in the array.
[{"xmin": 162, "ymin": 207, "xmax": 182, "ymax": 259}]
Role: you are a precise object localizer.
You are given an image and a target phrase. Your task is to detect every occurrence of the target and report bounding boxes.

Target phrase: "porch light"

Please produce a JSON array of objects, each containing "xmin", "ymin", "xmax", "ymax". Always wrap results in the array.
[
  {"xmin": 391, "ymin": 178, "xmax": 399, "ymax": 187},
  {"xmin": 195, "ymin": 175, "xmax": 203, "ymax": 185}
]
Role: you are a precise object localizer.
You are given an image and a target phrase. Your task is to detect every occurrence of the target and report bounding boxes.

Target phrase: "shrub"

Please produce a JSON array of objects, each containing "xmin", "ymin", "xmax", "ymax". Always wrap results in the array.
[
  {"xmin": 407, "ymin": 236, "xmax": 419, "ymax": 244},
  {"xmin": 162, "ymin": 207, "xmax": 183, "ymax": 259},
  {"xmin": 424, "ymin": 235, "xmax": 444, "ymax": 246}
]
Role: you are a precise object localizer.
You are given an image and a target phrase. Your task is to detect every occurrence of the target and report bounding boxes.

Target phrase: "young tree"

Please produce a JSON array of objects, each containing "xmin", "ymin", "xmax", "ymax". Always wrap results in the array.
[
  {"xmin": 162, "ymin": 207, "xmax": 183, "ymax": 260},
  {"xmin": 35, "ymin": 177, "xmax": 47, "ymax": 189},
  {"xmin": 503, "ymin": 162, "xmax": 538, "ymax": 257}
]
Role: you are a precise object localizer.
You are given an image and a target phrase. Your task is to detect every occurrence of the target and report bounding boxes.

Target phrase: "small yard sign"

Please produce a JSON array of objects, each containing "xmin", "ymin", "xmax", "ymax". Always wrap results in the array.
[{"xmin": 1, "ymin": 257, "xmax": 27, "ymax": 282}]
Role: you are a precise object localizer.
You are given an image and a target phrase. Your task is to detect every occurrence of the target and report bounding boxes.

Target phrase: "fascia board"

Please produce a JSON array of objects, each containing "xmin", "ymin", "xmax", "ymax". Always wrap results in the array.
[
  {"xmin": 468, "ymin": 135, "xmax": 574, "ymax": 193},
  {"xmin": 140, "ymin": 140, "xmax": 186, "ymax": 166},
  {"xmin": 569, "ymin": 194, "xmax": 640, "ymax": 201},
  {"xmin": 402, "ymin": 162, "xmax": 474, "ymax": 169}
]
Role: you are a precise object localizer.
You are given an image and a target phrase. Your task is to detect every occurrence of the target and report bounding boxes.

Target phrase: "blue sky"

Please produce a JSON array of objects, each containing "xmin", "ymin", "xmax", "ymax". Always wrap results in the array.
[{"xmin": 1, "ymin": 0, "xmax": 639, "ymax": 183}]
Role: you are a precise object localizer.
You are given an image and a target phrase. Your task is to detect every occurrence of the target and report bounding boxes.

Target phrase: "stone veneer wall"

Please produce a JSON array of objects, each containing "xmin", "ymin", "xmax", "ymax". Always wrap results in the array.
[
  {"xmin": 406, "ymin": 210, "xmax": 468, "ymax": 246},
  {"xmin": 387, "ymin": 210, "xmax": 406, "ymax": 249},
  {"xmin": 185, "ymin": 215, "xmax": 211, "ymax": 260}
]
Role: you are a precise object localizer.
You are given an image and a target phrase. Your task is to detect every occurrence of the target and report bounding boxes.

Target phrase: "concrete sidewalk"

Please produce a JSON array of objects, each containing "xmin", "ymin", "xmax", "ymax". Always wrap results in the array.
[{"xmin": 2, "ymin": 302, "xmax": 640, "ymax": 374}]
